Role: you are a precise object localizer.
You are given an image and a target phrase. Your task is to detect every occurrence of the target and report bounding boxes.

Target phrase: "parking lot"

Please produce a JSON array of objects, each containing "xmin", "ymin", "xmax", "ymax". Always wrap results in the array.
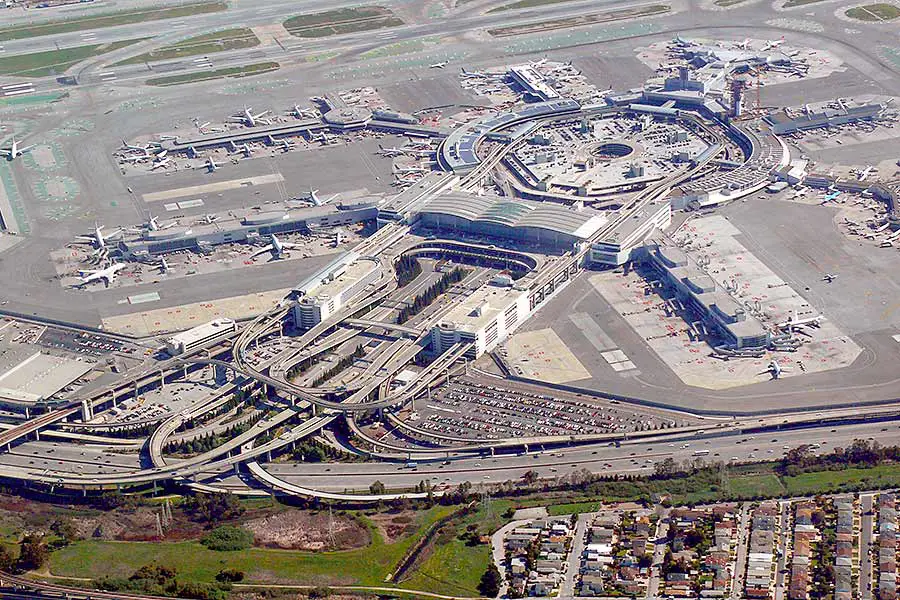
[
  {"xmin": 91, "ymin": 370, "xmax": 224, "ymax": 426},
  {"xmin": 411, "ymin": 378, "xmax": 698, "ymax": 441}
]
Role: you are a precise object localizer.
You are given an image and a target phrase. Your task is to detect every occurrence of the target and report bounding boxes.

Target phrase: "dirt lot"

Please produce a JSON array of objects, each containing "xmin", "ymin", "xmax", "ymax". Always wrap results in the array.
[
  {"xmin": 244, "ymin": 509, "xmax": 370, "ymax": 550},
  {"xmin": 366, "ymin": 509, "xmax": 419, "ymax": 543}
]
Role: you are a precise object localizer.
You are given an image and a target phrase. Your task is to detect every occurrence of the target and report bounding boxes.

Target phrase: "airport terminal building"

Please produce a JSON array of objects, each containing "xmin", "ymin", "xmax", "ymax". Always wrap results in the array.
[
  {"xmin": 416, "ymin": 192, "xmax": 607, "ymax": 253},
  {"xmin": 644, "ymin": 243, "xmax": 770, "ymax": 349},
  {"xmin": 119, "ymin": 202, "xmax": 377, "ymax": 258},
  {"xmin": 589, "ymin": 199, "xmax": 672, "ymax": 266},
  {"xmin": 291, "ymin": 253, "xmax": 382, "ymax": 329}
]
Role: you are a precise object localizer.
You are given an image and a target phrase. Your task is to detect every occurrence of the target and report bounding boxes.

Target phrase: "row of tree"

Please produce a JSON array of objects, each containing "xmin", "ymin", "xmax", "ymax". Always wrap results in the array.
[
  {"xmin": 175, "ymin": 389, "xmax": 254, "ymax": 433},
  {"xmin": 97, "ymin": 564, "xmax": 231, "ymax": 600},
  {"xmin": 310, "ymin": 344, "xmax": 365, "ymax": 387},
  {"xmin": 397, "ymin": 267, "xmax": 468, "ymax": 324},
  {"xmin": 163, "ymin": 417, "xmax": 260, "ymax": 457},
  {"xmin": 395, "ymin": 255, "xmax": 423, "ymax": 288},
  {"xmin": 779, "ymin": 438, "xmax": 895, "ymax": 475}
]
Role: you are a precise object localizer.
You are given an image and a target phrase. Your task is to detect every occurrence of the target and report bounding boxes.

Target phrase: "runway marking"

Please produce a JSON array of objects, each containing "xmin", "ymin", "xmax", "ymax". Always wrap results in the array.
[
  {"xmin": 178, "ymin": 198, "xmax": 204, "ymax": 209},
  {"xmin": 142, "ymin": 174, "xmax": 285, "ymax": 202},
  {"xmin": 2, "ymin": 82, "xmax": 34, "ymax": 97},
  {"xmin": 128, "ymin": 292, "xmax": 161, "ymax": 305}
]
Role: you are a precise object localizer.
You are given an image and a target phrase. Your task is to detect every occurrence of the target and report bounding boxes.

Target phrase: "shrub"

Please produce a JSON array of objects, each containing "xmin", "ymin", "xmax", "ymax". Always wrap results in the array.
[
  {"xmin": 309, "ymin": 586, "xmax": 332, "ymax": 599},
  {"xmin": 216, "ymin": 568, "xmax": 245, "ymax": 583},
  {"xmin": 201, "ymin": 526, "xmax": 254, "ymax": 551}
]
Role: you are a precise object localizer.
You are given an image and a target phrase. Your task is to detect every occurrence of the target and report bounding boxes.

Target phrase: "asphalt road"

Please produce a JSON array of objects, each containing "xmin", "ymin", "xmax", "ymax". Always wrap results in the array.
[{"xmin": 263, "ymin": 419, "xmax": 900, "ymax": 492}]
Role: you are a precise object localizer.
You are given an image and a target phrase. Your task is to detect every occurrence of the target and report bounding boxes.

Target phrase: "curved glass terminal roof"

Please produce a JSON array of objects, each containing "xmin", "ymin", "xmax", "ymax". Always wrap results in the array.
[{"xmin": 419, "ymin": 192, "xmax": 605, "ymax": 240}]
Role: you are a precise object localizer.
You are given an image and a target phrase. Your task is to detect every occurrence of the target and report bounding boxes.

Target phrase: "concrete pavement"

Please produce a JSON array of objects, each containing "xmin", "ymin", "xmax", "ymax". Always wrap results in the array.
[
  {"xmin": 860, "ymin": 493, "xmax": 874, "ymax": 600},
  {"xmin": 490, "ymin": 519, "xmax": 530, "ymax": 599},
  {"xmin": 645, "ymin": 509, "xmax": 669, "ymax": 600},
  {"xmin": 730, "ymin": 504, "xmax": 751, "ymax": 599}
]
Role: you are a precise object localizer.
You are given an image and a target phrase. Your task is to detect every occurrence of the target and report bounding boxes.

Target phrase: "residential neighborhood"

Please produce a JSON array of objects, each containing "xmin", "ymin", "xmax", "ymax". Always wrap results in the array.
[{"xmin": 495, "ymin": 490, "xmax": 900, "ymax": 599}]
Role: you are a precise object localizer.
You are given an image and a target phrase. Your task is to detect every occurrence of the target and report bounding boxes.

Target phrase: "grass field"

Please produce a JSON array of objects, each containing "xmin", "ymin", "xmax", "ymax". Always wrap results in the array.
[
  {"xmin": 845, "ymin": 3, "xmax": 900, "ymax": 19},
  {"xmin": 547, "ymin": 500, "xmax": 605, "ymax": 516},
  {"xmin": 52, "ymin": 505, "xmax": 456, "ymax": 587},
  {"xmin": 726, "ymin": 473, "xmax": 786, "ymax": 497},
  {"xmin": 541, "ymin": 461, "xmax": 900, "ymax": 515},
  {"xmin": 714, "ymin": 0, "xmax": 752, "ymax": 6},
  {"xmin": 782, "ymin": 464, "xmax": 900, "ymax": 495},
  {"xmin": 145, "ymin": 62, "xmax": 280, "ymax": 86},
  {"xmin": 398, "ymin": 499, "xmax": 512, "ymax": 596},
  {"xmin": 783, "ymin": 0, "xmax": 827, "ymax": 6},
  {"xmin": 488, "ymin": 0, "xmax": 578, "ymax": 12},
  {"xmin": 284, "ymin": 7, "xmax": 404, "ymax": 38},
  {"xmin": 0, "ymin": 2, "xmax": 227, "ymax": 43},
  {"xmin": 488, "ymin": 5, "xmax": 670, "ymax": 37},
  {"xmin": 116, "ymin": 29, "xmax": 260, "ymax": 66},
  {"xmin": 0, "ymin": 39, "xmax": 143, "ymax": 77},
  {"xmin": 400, "ymin": 540, "xmax": 490, "ymax": 596}
]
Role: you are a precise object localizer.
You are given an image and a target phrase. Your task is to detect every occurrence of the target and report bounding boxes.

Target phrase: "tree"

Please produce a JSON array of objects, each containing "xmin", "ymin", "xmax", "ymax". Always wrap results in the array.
[
  {"xmin": 369, "ymin": 480, "xmax": 386, "ymax": 495},
  {"xmin": 477, "ymin": 563, "xmax": 502, "ymax": 597},
  {"xmin": 521, "ymin": 470, "xmax": 539, "ymax": 485},
  {"xmin": 130, "ymin": 564, "xmax": 177, "ymax": 585},
  {"xmin": 186, "ymin": 492, "xmax": 244, "ymax": 524},
  {"xmin": 0, "ymin": 545, "xmax": 13, "ymax": 571},
  {"xmin": 654, "ymin": 457, "xmax": 679, "ymax": 478},
  {"xmin": 215, "ymin": 568, "xmax": 245, "ymax": 583},
  {"xmin": 309, "ymin": 586, "xmax": 332, "ymax": 599},
  {"xmin": 51, "ymin": 518, "xmax": 79, "ymax": 545},
  {"xmin": 18, "ymin": 535, "xmax": 49, "ymax": 571}
]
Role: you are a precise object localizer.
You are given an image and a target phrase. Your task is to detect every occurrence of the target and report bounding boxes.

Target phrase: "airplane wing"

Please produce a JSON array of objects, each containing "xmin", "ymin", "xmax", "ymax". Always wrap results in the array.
[
  {"xmin": 0, "ymin": 149, "xmax": 10, "ymax": 157},
  {"xmin": 18, "ymin": 145, "xmax": 34, "ymax": 154},
  {"xmin": 249, "ymin": 245, "xmax": 274, "ymax": 259}
]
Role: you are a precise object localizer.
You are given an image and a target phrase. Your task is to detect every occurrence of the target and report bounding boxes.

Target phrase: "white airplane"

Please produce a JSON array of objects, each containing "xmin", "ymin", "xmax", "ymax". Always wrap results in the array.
[
  {"xmin": 228, "ymin": 106, "xmax": 270, "ymax": 127},
  {"xmin": 202, "ymin": 213, "xmax": 218, "ymax": 224},
  {"xmin": 1, "ymin": 138, "xmax": 34, "ymax": 160},
  {"xmin": 737, "ymin": 38, "xmax": 751, "ymax": 50},
  {"xmin": 77, "ymin": 262, "xmax": 127, "ymax": 288},
  {"xmin": 291, "ymin": 105, "xmax": 317, "ymax": 119},
  {"xmin": 789, "ymin": 187, "xmax": 808, "ymax": 200},
  {"xmin": 120, "ymin": 139, "xmax": 150, "ymax": 154},
  {"xmin": 405, "ymin": 139, "xmax": 435, "ymax": 150},
  {"xmin": 776, "ymin": 309, "xmax": 823, "ymax": 331},
  {"xmin": 762, "ymin": 38, "xmax": 785, "ymax": 51},
  {"xmin": 393, "ymin": 173, "xmax": 420, "ymax": 186},
  {"xmin": 159, "ymin": 257, "xmax": 170, "ymax": 274},
  {"xmin": 77, "ymin": 224, "xmax": 122, "ymax": 249},
  {"xmin": 197, "ymin": 157, "xmax": 219, "ymax": 172},
  {"xmin": 430, "ymin": 61, "xmax": 449, "ymax": 69},
  {"xmin": 147, "ymin": 215, "xmax": 177, "ymax": 231},
  {"xmin": 377, "ymin": 144, "xmax": 433, "ymax": 157},
  {"xmin": 150, "ymin": 157, "xmax": 171, "ymax": 170},
  {"xmin": 856, "ymin": 166, "xmax": 874, "ymax": 181},
  {"xmin": 250, "ymin": 234, "xmax": 301, "ymax": 260},
  {"xmin": 759, "ymin": 359, "xmax": 792, "ymax": 380},
  {"xmin": 822, "ymin": 273, "xmax": 837, "ymax": 283},
  {"xmin": 393, "ymin": 165, "xmax": 429, "ymax": 174},
  {"xmin": 229, "ymin": 142, "xmax": 252, "ymax": 157},
  {"xmin": 460, "ymin": 67, "xmax": 487, "ymax": 79},
  {"xmin": 192, "ymin": 119, "xmax": 211, "ymax": 133},
  {"xmin": 303, "ymin": 188, "xmax": 340, "ymax": 206},
  {"xmin": 672, "ymin": 35, "xmax": 695, "ymax": 47}
]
